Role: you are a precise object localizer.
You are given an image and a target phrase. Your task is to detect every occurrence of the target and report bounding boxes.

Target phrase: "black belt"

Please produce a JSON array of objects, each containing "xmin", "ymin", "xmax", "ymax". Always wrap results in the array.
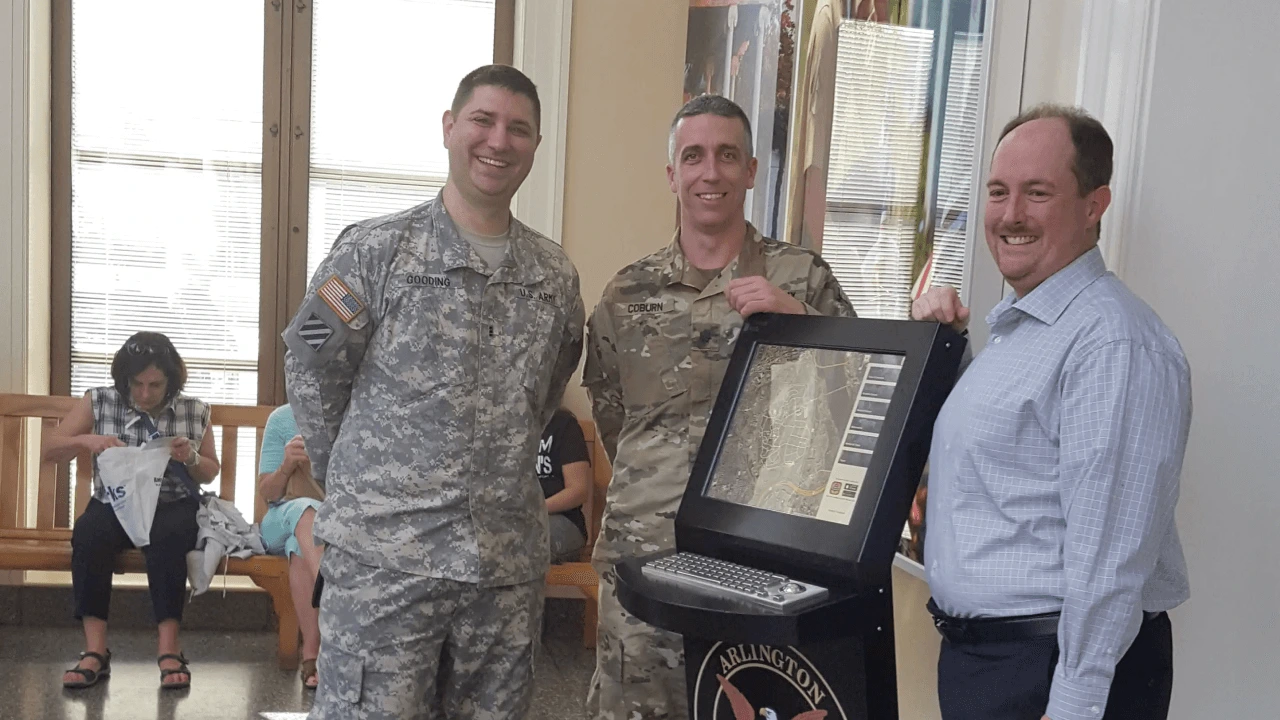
[{"xmin": 927, "ymin": 598, "xmax": 1165, "ymax": 644}]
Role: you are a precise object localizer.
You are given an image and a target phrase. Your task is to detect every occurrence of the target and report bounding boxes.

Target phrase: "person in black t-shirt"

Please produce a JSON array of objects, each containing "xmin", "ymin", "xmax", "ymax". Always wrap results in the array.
[{"xmin": 536, "ymin": 408, "xmax": 591, "ymax": 563}]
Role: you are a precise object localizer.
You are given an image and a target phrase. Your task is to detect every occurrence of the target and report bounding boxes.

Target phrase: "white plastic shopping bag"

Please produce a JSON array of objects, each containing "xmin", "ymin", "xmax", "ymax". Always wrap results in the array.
[{"xmin": 96, "ymin": 439, "xmax": 172, "ymax": 547}]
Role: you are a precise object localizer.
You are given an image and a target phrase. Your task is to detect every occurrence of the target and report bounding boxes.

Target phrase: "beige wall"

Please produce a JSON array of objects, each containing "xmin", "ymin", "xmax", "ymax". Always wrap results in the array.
[
  {"xmin": 1122, "ymin": 3, "xmax": 1280, "ymax": 715},
  {"xmin": 557, "ymin": 0, "xmax": 687, "ymax": 416}
]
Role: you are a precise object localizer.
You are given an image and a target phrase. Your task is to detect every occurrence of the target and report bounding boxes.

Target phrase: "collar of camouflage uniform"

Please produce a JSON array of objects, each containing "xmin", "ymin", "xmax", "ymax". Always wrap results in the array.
[
  {"xmin": 428, "ymin": 192, "xmax": 547, "ymax": 286},
  {"xmin": 660, "ymin": 222, "xmax": 768, "ymax": 288}
]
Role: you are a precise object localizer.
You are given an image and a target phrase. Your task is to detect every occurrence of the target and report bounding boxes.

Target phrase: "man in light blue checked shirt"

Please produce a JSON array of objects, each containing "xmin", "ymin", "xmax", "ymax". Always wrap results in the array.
[{"xmin": 913, "ymin": 104, "xmax": 1191, "ymax": 720}]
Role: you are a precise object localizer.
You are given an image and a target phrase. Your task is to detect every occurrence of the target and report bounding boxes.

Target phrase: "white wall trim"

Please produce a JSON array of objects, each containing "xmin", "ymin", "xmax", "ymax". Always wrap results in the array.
[
  {"xmin": 511, "ymin": 0, "xmax": 573, "ymax": 244},
  {"xmin": 1, "ymin": 0, "xmax": 31, "ymax": 394},
  {"xmin": 1074, "ymin": 0, "xmax": 1162, "ymax": 278}
]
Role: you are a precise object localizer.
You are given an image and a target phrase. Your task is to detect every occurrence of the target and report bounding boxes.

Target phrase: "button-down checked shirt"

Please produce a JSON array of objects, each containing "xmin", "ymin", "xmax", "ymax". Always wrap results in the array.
[
  {"xmin": 89, "ymin": 387, "xmax": 210, "ymax": 504},
  {"xmin": 925, "ymin": 248, "xmax": 1192, "ymax": 720}
]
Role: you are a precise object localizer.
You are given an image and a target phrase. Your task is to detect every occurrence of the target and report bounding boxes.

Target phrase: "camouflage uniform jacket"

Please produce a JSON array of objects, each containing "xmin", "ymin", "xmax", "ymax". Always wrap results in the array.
[
  {"xmin": 583, "ymin": 225, "xmax": 854, "ymax": 568},
  {"xmin": 283, "ymin": 194, "xmax": 585, "ymax": 587}
]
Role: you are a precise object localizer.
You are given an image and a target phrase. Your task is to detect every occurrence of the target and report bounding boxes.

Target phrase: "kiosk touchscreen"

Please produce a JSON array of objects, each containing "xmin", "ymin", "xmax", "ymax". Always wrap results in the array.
[
  {"xmin": 672, "ymin": 313, "xmax": 965, "ymax": 590},
  {"xmin": 613, "ymin": 314, "xmax": 965, "ymax": 720}
]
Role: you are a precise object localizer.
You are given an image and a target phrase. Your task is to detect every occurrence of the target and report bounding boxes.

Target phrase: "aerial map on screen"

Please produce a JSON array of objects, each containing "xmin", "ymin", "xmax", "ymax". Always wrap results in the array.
[{"xmin": 704, "ymin": 345, "xmax": 904, "ymax": 525}]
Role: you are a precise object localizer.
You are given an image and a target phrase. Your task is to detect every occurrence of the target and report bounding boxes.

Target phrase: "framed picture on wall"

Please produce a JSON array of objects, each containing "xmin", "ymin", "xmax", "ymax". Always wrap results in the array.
[{"xmin": 683, "ymin": 0, "xmax": 797, "ymax": 240}]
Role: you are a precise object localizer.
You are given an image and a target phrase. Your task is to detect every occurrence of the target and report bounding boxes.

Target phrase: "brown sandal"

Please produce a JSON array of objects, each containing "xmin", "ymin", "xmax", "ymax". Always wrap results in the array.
[
  {"xmin": 299, "ymin": 658, "xmax": 318, "ymax": 690},
  {"xmin": 157, "ymin": 652, "xmax": 191, "ymax": 690},
  {"xmin": 63, "ymin": 650, "xmax": 111, "ymax": 689}
]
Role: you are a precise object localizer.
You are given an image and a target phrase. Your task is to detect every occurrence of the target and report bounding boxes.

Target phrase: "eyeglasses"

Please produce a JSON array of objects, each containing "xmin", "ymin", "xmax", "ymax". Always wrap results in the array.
[{"xmin": 124, "ymin": 341, "xmax": 171, "ymax": 358}]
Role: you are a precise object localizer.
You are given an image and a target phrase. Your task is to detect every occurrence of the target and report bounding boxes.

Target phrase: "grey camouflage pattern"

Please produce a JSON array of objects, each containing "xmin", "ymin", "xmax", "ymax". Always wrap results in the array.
[
  {"xmin": 582, "ymin": 225, "xmax": 854, "ymax": 719},
  {"xmin": 282, "ymin": 192, "xmax": 585, "ymax": 588},
  {"xmin": 311, "ymin": 547, "xmax": 544, "ymax": 720}
]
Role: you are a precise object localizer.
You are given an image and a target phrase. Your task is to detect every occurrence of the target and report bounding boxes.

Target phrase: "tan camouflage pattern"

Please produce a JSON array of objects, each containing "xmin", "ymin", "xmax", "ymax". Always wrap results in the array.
[
  {"xmin": 586, "ymin": 567, "xmax": 688, "ymax": 720},
  {"xmin": 311, "ymin": 547, "xmax": 543, "ymax": 720},
  {"xmin": 582, "ymin": 225, "xmax": 854, "ymax": 720},
  {"xmin": 283, "ymin": 193, "xmax": 585, "ymax": 588}
]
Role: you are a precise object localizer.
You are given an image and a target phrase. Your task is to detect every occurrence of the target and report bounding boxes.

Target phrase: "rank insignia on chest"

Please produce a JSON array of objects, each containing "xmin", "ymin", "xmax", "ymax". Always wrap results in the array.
[{"xmin": 318, "ymin": 275, "xmax": 366, "ymax": 323}]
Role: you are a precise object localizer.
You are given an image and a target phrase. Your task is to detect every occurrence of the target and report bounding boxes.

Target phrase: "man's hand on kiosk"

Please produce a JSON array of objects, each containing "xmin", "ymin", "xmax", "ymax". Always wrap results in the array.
[
  {"xmin": 911, "ymin": 286, "xmax": 970, "ymax": 333},
  {"xmin": 727, "ymin": 277, "xmax": 806, "ymax": 318}
]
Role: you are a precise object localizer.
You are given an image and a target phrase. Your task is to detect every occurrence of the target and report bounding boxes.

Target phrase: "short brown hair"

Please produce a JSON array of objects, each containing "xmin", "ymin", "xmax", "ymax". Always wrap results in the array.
[
  {"xmin": 111, "ymin": 331, "xmax": 187, "ymax": 406},
  {"xmin": 998, "ymin": 104, "xmax": 1113, "ymax": 196},
  {"xmin": 450, "ymin": 64, "xmax": 541, "ymax": 130},
  {"xmin": 668, "ymin": 94, "xmax": 754, "ymax": 163}
]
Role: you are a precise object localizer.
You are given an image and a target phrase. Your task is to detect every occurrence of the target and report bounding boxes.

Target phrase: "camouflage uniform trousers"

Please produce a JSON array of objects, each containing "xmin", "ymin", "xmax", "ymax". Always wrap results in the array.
[
  {"xmin": 586, "ymin": 567, "xmax": 689, "ymax": 720},
  {"xmin": 311, "ymin": 546, "xmax": 544, "ymax": 720}
]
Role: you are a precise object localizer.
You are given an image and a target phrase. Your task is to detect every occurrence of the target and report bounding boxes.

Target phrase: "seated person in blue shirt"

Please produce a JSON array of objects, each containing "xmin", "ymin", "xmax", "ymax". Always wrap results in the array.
[
  {"xmin": 257, "ymin": 404, "xmax": 324, "ymax": 689},
  {"xmin": 537, "ymin": 408, "xmax": 591, "ymax": 563},
  {"xmin": 912, "ymin": 104, "xmax": 1191, "ymax": 720}
]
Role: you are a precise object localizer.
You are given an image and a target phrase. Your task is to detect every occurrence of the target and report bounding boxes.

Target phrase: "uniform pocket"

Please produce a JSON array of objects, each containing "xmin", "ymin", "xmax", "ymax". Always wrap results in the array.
[
  {"xmin": 504, "ymin": 300, "xmax": 558, "ymax": 404},
  {"xmin": 618, "ymin": 337, "xmax": 688, "ymax": 418},
  {"xmin": 378, "ymin": 284, "xmax": 472, "ymax": 399},
  {"xmin": 318, "ymin": 644, "xmax": 364, "ymax": 705}
]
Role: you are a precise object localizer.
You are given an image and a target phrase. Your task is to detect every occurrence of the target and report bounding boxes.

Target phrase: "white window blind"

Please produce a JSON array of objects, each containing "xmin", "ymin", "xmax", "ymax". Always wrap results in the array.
[
  {"xmin": 307, "ymin": 0, "xmax": 496, "ymax": 279},
  {"xmin": 822, "ymin": 21, "xmax": 935, "ymax": 320},
  {"xmin": 820, "ymin": 20, "xmax": 988, "ymax": 319},
  {"xmin": 68, "ymin": 1, "xmax": 264, "ymax": 519},
  {"xmin": 930, "ymin": 32, "xmax": 986, "ymax": 293}
]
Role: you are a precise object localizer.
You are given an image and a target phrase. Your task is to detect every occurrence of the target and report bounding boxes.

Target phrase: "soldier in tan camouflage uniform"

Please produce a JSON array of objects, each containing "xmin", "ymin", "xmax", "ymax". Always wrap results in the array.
[
  {"xmin": 583, "ymin": 95, "xmax": 856, "ymax": 720},
  {"xmin": 283, "ymin": 65, "xmax": 584, "ymax": 720}
]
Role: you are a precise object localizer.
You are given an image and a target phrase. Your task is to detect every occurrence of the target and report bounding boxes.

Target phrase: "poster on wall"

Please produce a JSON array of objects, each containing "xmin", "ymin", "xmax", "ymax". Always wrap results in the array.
[
  {"xmin": 683, "ymin": 0, "xmax": 796, "ymax": 239},
  {"xmin": 681, "ymin": 0, "xmax": 894, "ymax": 246}
]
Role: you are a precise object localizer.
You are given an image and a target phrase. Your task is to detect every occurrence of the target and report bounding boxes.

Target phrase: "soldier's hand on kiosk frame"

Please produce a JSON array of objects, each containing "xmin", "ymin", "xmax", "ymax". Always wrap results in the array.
[
  {"xmin": 726, "ymin": 276, "xmax": 806, "ymax": 318},
  {"xmin": 911, "ymin": 286, "xmax": 970, "ymax": 334}
]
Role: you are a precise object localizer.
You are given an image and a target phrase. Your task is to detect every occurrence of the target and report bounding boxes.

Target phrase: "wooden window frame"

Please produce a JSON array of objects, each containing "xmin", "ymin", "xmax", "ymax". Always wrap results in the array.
[
  {"xmin": 50, "ymin": 0, "xmax": 517, "ymax": 405},
  {"xmin": 47, "ymin": 0, "xmax": 517, "ymax": 515}
]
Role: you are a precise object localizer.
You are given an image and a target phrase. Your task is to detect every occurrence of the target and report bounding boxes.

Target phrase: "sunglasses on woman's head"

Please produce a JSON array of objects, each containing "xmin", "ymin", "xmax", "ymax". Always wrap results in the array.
[{"xmin": 125, "ymin": 341, "xmax": 170, "ymax": 357}]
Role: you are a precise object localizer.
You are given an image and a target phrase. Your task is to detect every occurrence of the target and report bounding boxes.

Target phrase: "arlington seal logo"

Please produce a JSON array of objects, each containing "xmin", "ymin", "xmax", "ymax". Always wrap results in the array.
[{"xmin": 692, "ymin": 643, "xmax": 846, "ymax": 720}]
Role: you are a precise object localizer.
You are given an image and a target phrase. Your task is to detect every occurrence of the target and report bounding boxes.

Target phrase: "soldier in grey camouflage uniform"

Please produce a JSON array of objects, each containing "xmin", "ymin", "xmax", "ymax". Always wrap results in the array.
[
  {"xmin": 583, "ymin": 96, "xmax": 856, "ymax": 720},
  {"xmin": 283, "ymin": 65, "xmax": 585, "ymax": 720}
]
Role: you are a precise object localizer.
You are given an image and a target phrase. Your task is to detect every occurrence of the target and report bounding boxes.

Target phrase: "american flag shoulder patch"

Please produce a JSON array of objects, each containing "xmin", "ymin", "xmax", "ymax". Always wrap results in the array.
[
  {"xmin": 298, "ymin": 313, "xmax": 334, "ymax": 352},
  {"xmin": 318, "ymin": 275, "xmax": 366, "ymax": 324}
]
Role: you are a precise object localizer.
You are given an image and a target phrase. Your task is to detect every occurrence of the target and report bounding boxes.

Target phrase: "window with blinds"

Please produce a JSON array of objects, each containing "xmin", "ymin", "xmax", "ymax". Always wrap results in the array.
[
  {"xmin": 67, "ymin": 1, "xmax": 264, "ymax": 519},
  {"xmin": 820, "ymin": 9, "xmax": 988, "ymax": 319},
  {"xmin": 307, "ymin": 0, "xmax": 496, "ymax": 279},
  {"xmin": 68, "ymin": 1, "xmax": 264, "ymax": 404},
  {"xmin": 822, "ymin": 21, "xmax": 935, "ymax": 320}
]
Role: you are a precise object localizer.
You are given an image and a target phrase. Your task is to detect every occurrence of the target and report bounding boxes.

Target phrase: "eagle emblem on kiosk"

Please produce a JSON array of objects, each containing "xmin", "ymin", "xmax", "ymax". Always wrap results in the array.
[{"xmin": 717, "ymin": 674, "xmax": 828, "ymax": 720}]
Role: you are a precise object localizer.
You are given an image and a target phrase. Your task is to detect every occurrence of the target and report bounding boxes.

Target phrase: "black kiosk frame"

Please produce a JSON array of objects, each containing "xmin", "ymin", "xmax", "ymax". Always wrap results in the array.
[{"xmin": 614, "ymin": 314, "xmax": 965, "ymax": 720}]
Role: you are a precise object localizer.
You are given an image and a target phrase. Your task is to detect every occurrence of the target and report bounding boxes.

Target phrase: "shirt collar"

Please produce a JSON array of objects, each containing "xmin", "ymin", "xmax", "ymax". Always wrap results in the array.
[
  {"xmin": 661, "ymin": 223, "xmax": 767, "ymax": 289},
  {"xmin": 986, "ymin": 246, "xmax": 1108, "ymax": 327},
  {"xmin": 125, "ymin": 395, "xmax": 178, "ymax": 429},
  {"xmin": 430, "ymin": 193, "xmax": 546, "ymax": 286}
]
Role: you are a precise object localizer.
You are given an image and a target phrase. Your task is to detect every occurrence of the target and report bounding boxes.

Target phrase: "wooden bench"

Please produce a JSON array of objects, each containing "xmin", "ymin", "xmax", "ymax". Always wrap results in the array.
[
  {"xmin": 0, "ymin": 394, "xmax": 299, "ymax": 668},
  {"xmin": 545, "ymin": 419, "xmax": 611, "ymax": 648},
  {"xmin": 0, "ymin": 394, "xmax": 613, "ymax": 658}
]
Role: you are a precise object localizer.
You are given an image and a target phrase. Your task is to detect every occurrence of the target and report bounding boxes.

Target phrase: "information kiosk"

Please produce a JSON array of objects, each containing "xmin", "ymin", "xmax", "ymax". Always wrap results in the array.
[{"xmin": 614, "ymin": 314, "xmax": 965, "ymax": 720}]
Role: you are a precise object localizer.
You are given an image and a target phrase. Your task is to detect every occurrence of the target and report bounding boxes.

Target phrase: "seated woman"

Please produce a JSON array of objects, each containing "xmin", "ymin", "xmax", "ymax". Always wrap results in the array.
[
  {"xmin": 48, "ymin": 331, "xmax": 220, "ymax": 690},
  {"xmin": 256, "ymin": 404, "xmax": 323, "ymax": 689},
  {"xmin": 537, "ymin": 408, "xmax": 592, "ymax": 563}
]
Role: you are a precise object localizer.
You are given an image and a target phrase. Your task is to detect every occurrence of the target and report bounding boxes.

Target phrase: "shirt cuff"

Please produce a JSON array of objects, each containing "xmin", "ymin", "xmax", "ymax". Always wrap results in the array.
[{"xmin": 1046, "ymin": 667, "xmax": 1112, "ymax": 720}]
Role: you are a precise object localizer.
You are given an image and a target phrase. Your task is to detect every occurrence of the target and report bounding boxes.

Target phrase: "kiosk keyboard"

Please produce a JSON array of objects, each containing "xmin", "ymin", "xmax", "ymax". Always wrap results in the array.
[{"xmin": 641, "ymin": 552, "xmax": 829, "ymax": 612}]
